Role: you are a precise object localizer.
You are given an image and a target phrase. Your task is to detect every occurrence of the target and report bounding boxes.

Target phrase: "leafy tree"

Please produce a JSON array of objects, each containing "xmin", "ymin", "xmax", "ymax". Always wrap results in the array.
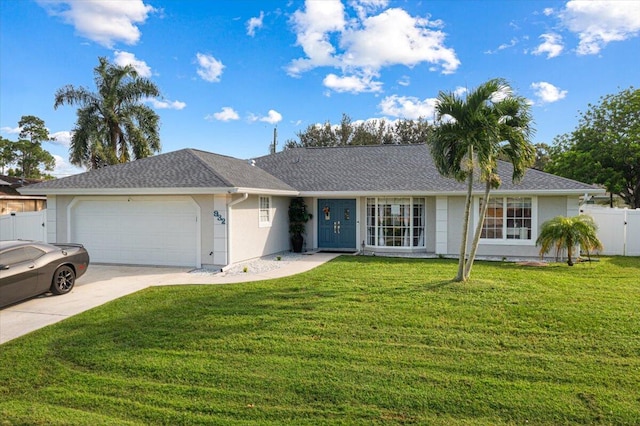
[
  {"xmin": 536, "ymin": 215, "xmax": 603, "ymax": 266},
  {"xmin": 1, "ymin": 116, "xmax": 55, "ymax": 179},
  {"xmin": 19, "ymin": 115, "xmax": 53, "ymax": 145},
  {"xmin": 284, "ymin": 114, "xmax": 432, "ymax": 149},
  {"xmin": 532, "ymin": 142, "xmax": 551, "ymax": 171},
  {"xmin": 0, "ymin": 136, "xmax": 16, "ymax": 174},
  {"xmin": 54, "ymin": 56, "xmax": 162, "ymax": 169},
  {"xmin": 11, "ymin": 140, "xmax": 55, "ymax": 179},
  {"xmin": 431, "ymin": 78, "xmax": 535, "ymax": 282},
  {"xmin": 546, "ymin": 87, "xmax": 640, "ymax": 208}
]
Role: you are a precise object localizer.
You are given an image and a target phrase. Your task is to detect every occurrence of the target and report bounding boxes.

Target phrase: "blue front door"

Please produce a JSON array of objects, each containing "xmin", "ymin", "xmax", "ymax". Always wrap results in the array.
[{"xmin": 318, "ymin": 199, "xmax": 356, "ymax": 250}]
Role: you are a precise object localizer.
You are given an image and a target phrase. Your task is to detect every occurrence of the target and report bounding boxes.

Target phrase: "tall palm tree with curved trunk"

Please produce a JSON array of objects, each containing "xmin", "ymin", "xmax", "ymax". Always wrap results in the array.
[
  {"xmin": 536, "ymin": 215, "xmax": 603, "ymax": 266},
  {"xmin": 431, "ymin": 78, "xmax": 535, "ymax": 282},
  {"xmin": 54, "ymin": 57, "xmax": 161, "ymax": 169}
]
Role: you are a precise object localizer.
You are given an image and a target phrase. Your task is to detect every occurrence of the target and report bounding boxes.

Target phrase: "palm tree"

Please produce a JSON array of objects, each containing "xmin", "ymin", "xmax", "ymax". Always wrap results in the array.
[
  {"xmin": 431, "ymin": 78, "xmax": 535, "ymax": 281},
  {"xmin": 536, "ymin": 215, "xmax": 603, "ymax": 266},
  {"xmin": 54, "ymin": 57, "xmax": 161, "ymax": 169}
]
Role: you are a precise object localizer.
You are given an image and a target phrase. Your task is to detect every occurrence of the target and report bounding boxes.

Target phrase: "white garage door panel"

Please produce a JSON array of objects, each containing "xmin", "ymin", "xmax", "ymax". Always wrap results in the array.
[{"xmin": 71, "ymin": 198, "xmax": 199, "ymax": 267}]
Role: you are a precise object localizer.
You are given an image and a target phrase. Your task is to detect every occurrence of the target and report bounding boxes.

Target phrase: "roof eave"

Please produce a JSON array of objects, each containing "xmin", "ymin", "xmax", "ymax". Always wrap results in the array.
[
  {"xmin": 0, "ymin": 195, "xmax": 47, "ymax": 200},
  {"xmin": 19, "ymin": 186, "xmax": 301, "ymax": 196},
  {"xmin": 298, "ymin": 188, "xmax": 606, "ymax": 197},
  {"xmin": 233, "ymin": 187, "xmax": 300, "ymax": 196},
  {"xmin": 18, "ymin": 187, "xmax": 238, "ymax": 196}
]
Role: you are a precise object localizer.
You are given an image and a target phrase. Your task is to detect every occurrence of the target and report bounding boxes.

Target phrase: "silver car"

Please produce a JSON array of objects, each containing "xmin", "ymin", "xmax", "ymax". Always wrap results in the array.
[{"xmin": 0, "ymin": 240, "xmax": 90, "ymax": 308}]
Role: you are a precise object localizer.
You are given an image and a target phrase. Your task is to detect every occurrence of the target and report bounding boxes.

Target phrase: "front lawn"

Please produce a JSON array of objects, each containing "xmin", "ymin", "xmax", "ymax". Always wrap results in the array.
[{"xmin": 1, "ymin": 257, "xmax": 639, "ymax": 425}]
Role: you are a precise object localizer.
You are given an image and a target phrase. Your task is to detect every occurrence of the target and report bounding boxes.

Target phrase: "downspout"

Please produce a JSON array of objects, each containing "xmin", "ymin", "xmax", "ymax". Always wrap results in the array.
[{"xmin": 226, "ymin": 192, "xmax": 249, "ymax": 266}]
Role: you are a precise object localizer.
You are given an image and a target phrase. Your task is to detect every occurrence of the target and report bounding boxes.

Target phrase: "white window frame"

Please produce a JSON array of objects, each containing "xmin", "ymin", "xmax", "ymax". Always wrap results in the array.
[
  {"xmin": 365, "ymin": 197, "xmax": 426, "ymax": 248},
  {"xmin": 258, "ymin": 196, "xmax": 272, "ymax": 227},
  {"xmin": 474, "ymin": 196, "xmax": 537, "ymax": 245}
]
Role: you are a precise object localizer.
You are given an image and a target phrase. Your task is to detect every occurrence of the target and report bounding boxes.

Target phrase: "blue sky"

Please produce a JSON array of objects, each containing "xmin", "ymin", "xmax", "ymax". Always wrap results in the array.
[{"xmin": 1, "ymin": 0, "xmax": 638, "ymax": 177}]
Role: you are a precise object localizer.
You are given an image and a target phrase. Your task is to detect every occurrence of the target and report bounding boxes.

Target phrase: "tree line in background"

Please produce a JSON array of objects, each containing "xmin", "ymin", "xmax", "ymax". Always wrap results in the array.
[
  {"xmin": 287, "ymin": 87, "xmax": 639, "ymax": 209},
  {"xmin": 545, "ymin": 87, "xmax": 639, "ymax": 209},
  {"xmin": 283, "ymin": 113, "xmax": 433, "ymax": 148},
  {"xmin": 5, "ymin": 55, "xmax": 637, "ymax": 210},
  {"xmin": 0, "ymin": 115, "xmax": 55, "ymax": 180}
]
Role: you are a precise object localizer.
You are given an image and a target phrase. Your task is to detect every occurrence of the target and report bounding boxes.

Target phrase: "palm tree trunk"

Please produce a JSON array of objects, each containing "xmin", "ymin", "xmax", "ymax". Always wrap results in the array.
[
  {"xmin": 456, "ymin": 145, "xmax": 474, "ymax": 282},
  {"xmin": 567, "ymin": 245, "xmax": 574, "ymax": 266},
  {"xmin": 464, "ymin": 179, "xmax": 491, "ymax": 280}
]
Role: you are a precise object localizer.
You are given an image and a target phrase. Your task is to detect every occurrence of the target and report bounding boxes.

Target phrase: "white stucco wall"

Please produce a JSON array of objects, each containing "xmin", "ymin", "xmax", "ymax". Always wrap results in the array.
[
  {"xmin": 53, "ymin": 195, "xmax": 73, "ymax": 243},
  {"xmin": 444, "ymin": 194, "xmax": 578, "ymax": 258},
  {"xmin": 228, "ymin": 194, "xmax": 291, "ymax": 264},
  {"xmin": 48, "ymin": 192, "xmax": 583, "ymax": 266},
  {"xmin": 192, "ymin": 194, "xmax": 223, "ymax": 268},
  {"xmin": 447, "ymin": 196, "xmax": 468, "ymax": 256}
]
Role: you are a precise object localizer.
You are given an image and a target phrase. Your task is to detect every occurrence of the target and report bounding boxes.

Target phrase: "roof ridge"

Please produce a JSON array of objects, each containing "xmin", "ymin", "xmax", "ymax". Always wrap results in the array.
[
  {"xmin": 184, "ymin": 149, "xmax": 234, "ymax": 187},
  {"xmin": 303, "ymin": 143, "xmax": 427, "ymax": 150}
]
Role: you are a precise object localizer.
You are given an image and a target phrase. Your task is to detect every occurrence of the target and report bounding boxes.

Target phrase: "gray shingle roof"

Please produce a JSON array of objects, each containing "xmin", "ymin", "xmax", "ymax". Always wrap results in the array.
[
  {"xmin": 255, "ymin": 144, "xmax": 599, "ymax": 193},
  {"xmin": 22, "ymin": 145, "xmax": 599, "ymax": 195},
  {"xmin": 23, "ymin": 149, "xmax": 295, "ymax": 192}
]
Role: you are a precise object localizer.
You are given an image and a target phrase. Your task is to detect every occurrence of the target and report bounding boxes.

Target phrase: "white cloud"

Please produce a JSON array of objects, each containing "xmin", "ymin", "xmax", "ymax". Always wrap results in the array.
[
  {"xmin": 260, "ymin": 110, "xmax": 283, "ymax": 124},
  {"xmin": 531, "ymin": 81, "xmax": 567, "ymax": 104},
  {"xmin": 113, "ymin": 51, "xmax": 152, "ymax": 77},
  {"xmin": 247, "ymin": 11, "xmax": 264, "ymax": 37},
  {"xmin": 485, "ymin": 37, "xmax": 519, "ymax": 54},
  {"xmin": 287, "ymin": 1, "xmax": 459, "ymax": 93},
  {"xmin": 498, "ymin": 38, "xmax": 518, "ymax": 51},
  {"xmin": 37, "ymin": 0, "xmax": 155, "ymax": 48},
  {"xmin": 288, "ymin": 1, "xmax": 346, "ymax": 75},
  {"xmin": 490, "ymin": 85, "xmax": 513, "ymax": 103},
  {"xmin": 398, "ymin": 75, "xmax": 410, "ymax": 86},
  {"xmin": 249, "ymin": 110, "xmax": 283, "ymax": 124},
  {"xmin": 145, "ymin": 98, "xmax": 186, "ymax": 110},
  {"xmin": 560, "ymin": 0, "xmax": 640, "ymax": 55},
  {"xmin": 323, "ymin": 73, "xmax": 383, "ymax": 93},
  {"xmin": 453, "ymin": 86, "xmax": 468, "ymax": 97},
  {"xmin": 378, "ymin": 95, "xmax": 437, "ymax": 120},
  {"xmin": 196, "ymin": 53, "xmax": 225, "ymax": 82},
  {"xmin": 543, "ymin": 7, "xmax": 554, "ymax": 16},
  {"xmin": 206, "ymin": 107, "xmax": 240, "ymax": 122},
  {"xmin": 350, "ymin": 0, "xmax": 389, "ymax": 20},
  {"xmin": 0, "ymin": 126, "xmax": 20, "ymax": 135},
  {"xmin": 532, "ymin": 33, "xmax": 564, "ymax": 58},
  {"xmin": 52, "ymin": 154, "xmax": 85, "ymax": 177},
  {"xmin": 49, "ymin": 131, "xmax": 72, "ymax": 147},
  {"xmin": 340, "ymin": 8, "xmax": 459, "ymax": 73}
]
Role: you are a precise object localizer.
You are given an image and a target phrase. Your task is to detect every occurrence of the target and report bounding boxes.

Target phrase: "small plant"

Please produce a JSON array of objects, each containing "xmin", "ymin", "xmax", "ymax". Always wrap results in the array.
[
  {"xmin": 276, "ymin": 256, "xmax": 282, "ymax": 261},
  {"xmin": 536, "ymin": 215, "xmax": 603, "ymax": 266},
  {"xmin": 243, "ymin": 266, "xmax": 248, "ymax": 273},
  {"xmin": 438, "ymin": 254, "xmax": 445, "ymax": 259},
  {"xmin": 289, "ymin": 197, "xmax": 312, "ymax": 253},
  {"xmin": 502, "ymin": 256, "xmax": 507, "ymax": 262}
]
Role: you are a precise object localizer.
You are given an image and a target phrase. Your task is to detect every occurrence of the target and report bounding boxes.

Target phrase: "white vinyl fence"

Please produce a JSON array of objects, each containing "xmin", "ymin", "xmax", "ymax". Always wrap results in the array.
[
  {"xmin": 0, "ymin": 210, "xmax": 47, "ymax": 242},
  {"xmin": 581, "ymin": 205, "xmax": 640, "ymax": 256}
]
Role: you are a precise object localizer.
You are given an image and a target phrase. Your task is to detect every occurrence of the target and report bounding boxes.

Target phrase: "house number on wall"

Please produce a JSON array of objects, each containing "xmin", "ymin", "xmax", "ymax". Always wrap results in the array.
[{"xmin": 213, "ymin": 210, "xmax": 226, "ymax": 224}]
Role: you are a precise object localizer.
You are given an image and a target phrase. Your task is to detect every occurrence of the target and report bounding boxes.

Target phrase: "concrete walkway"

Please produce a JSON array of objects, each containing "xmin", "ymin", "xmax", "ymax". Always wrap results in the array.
[{"xmin": 0, "ymin": 252, "xmax": 340, "ymax": 344}]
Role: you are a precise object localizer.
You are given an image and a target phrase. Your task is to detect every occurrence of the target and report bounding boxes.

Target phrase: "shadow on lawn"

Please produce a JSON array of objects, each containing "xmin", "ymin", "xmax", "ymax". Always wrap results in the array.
[
  {"xmin": 422, "ymin": 280, "xmax": 456, "ymax": 291},
  {"xmin": 50, "ymin": 284, "xmax": 343, "ymax": 355},
  {"xmin": 608, "ymin": 256, "xmax": 640, "ymax": 269}
]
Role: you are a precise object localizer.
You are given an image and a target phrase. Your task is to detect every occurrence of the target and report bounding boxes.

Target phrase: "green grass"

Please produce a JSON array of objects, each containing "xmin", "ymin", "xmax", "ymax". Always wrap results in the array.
[{"xmin": 1, "ymin": 256, "xmax": 639, "ymax": 425}]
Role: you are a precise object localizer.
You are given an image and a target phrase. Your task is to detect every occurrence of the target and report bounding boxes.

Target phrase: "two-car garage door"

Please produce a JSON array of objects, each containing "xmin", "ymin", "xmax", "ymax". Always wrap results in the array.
[{"xmin": 70, "ymin": 196, "xmax": 199, "ymax": 267}]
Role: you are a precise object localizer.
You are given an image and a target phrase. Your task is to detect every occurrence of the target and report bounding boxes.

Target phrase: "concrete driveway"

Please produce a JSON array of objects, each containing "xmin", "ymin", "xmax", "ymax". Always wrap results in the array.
[{"xmin": 0, "ymin": 252, "xmax": 340, "ymax": 344}]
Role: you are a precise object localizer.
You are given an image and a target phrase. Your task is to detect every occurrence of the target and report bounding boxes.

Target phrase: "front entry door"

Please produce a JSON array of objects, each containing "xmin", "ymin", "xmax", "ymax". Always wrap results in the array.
[{"xmin": 318, "ymin": 199, "xmax": 356, "ymax": 250}]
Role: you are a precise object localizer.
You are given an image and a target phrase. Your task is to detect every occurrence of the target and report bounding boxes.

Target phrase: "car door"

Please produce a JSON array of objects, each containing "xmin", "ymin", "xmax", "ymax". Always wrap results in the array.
[{"xmin": 0, "ymin": 247, "xmax": 43, "ymax": 307}]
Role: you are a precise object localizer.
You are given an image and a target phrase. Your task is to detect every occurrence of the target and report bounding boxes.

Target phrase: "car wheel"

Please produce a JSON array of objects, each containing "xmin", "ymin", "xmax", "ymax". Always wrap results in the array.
[{"xmin": 51, "ymin": 265, "xmax": 76, "ymax": 295}]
